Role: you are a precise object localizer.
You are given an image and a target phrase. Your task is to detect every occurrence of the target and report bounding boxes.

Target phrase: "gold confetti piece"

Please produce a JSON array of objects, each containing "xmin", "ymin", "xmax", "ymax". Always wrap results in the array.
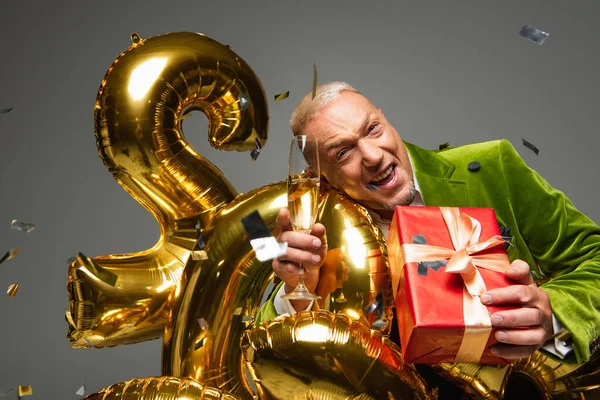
[
  {"xmin": 17, "ymin": 386, "xmax": 32, "ymax": 397},
  {"xmin": 438, "ymin": 142, "xmax": 450, "ymax": 150},
  {"xmin": 312, "ymin": 63, "xmax": 318, "ymax": 99},
  {"xmin": 7, "ymin": 284, "xmax": 19, "ymax": 297},
  {"xmin": 10, "ymin": 220, "xmax": 35, "ymax": 233},
  {"xmin": 67, "ymin": 256, "xmax": 77, "ymax": 265},
  {"xmin": 131, "ymin": 32, "xmax": 141, "ymax": 44},
  {"xmin": 0, "ymin": 248, "xmax": 21, "ymax": 265},
  {"xmin": 76, "ymin": 384, "xmax": 86, "ymax": 396},
  {"xmin": 274, "ymin": 91, "xmax": 290, "ymax": 102},
  {"xmin": 233, "ymin": 307, "xmax": 243, "ymax": 316}
]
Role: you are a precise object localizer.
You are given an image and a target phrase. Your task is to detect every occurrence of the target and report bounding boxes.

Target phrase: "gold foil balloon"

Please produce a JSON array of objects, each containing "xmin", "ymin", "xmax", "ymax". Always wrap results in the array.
[
  {"xmin": 162, "ymin": 184, "xmax": 399, "ymax": 397},
  {"xmin": 65, "ymin": 31, "xmax": 268, "ymax": 348},
  {"xmin": 83, "ymin": 376, "xmax": 239, "ymax": 400},
  {"xmin": 317, "ymin": 183, "xmax": 393, "ymax": 335},
  {"xmin": 241, "ymin": 310, "xmax": 435, "ymax": 399},
  {"xmin": 432, "ymin": 347, "xmax": 600, "ymax": 399}
]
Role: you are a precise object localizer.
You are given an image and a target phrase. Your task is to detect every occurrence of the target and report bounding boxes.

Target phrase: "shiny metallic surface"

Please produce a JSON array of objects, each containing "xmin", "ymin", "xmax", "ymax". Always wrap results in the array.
[
  {"xmin": 162, "ymin": 184, "xmax": 397, "ymax": 397},
  {"xmin": 83, "ymin": 376, "xmax": 240, "ymax": 400},
  {"xmin": 432, "ymin": 337, "xmax": 600, "ymax": 399},
  {"xmin": 65, "ymin": 31, "xmax": 269, "ymax": 348},
  {"xmin": 242, "ymin": 311, "xmax": 435, "ymax": 400}
]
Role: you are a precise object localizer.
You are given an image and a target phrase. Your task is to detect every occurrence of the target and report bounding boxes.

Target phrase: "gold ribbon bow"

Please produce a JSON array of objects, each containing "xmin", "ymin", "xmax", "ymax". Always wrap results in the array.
[{"xmin": 400, "ymin": 207, "xmax": 509, "ymax": 363}]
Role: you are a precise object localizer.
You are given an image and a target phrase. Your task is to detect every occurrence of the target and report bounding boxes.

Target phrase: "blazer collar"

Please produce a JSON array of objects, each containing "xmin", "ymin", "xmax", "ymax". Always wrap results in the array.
[{"xmin": 403, "ymin": 141, "xmax": 471, "ymax": 207}]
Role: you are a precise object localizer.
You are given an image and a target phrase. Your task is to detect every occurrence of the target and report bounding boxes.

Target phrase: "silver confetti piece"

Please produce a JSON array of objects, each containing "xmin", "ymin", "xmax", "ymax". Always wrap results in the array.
[
  {"xmin": 194, "ymin": 338, "xmax": 206, "ymax": 350},
  {"xmin": 67, "ymin": 256, "xmax": 77, "ymax": 265},
  {"xmin": 239, "ymin": 94, "xmax": 250, "ymax": 111},
  {"xmin": 0, "ymin": 108, "xmax": 13, "ymax": 114},
  {"xmin": 522, "ymin": 138, "xmax": 539, "ymax": 155},
  {"xmin": 197, "ymin": 318, "xmax": 209, "ymax": 331},
  {"xmin": 10, "ymin": 220, "xmax": 35, "ymax": 233},
  {"xmin": 519, "ymin": 25, "xmax": 549, "ymax": 45},
  {"xmin": 76, "ymin": 385, "xmax": 86, "ymax": 396},
  {"xmin": 249, "ymin": 237, "xmax": 288, "ymax": 262},
  {"xmin": 250, "ymin": 138, "xmax": 262, "ymax": 162},
  {"xmin": 365, "ymin": 184, "xmax": 379, "ymax": 191}
]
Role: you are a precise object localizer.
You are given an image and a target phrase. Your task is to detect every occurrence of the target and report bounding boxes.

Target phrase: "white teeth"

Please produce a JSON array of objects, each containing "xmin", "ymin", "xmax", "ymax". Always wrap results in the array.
[{"xmin": 372, "ymin": 166, "xmax": 393, "ymax": 183}]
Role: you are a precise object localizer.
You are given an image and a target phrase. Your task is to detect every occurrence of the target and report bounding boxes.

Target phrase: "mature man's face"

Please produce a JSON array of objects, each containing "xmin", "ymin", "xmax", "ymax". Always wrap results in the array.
[{"xmin": 304, "ymin": 91, "xmax": 415, "ymax": 217}]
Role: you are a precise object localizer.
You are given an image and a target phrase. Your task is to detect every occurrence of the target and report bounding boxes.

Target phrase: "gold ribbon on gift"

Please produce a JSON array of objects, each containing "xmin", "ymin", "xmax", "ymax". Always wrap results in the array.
[{"xmin": 399, "ymin": 207, "xmax": 510, "ymax": 363}]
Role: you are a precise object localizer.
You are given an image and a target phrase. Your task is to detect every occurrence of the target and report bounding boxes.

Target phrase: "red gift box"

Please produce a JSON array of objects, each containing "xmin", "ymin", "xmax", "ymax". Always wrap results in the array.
[{"xmin": 387, "ymin": 206, "xmax": 515, "ymax": 364}]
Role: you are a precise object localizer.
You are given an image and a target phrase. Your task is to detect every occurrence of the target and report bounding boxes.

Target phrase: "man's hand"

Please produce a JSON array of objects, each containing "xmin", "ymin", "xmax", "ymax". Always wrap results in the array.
[
  {"xmin": 482, "ymin": 260, "xmax": 554, "ymax": 359},
  {"xmin": 272, "ymin": 208, "xmax": 327, "ymax": 311}
]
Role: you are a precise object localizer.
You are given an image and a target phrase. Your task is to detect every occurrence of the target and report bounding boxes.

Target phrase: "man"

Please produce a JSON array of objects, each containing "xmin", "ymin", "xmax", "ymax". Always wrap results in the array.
[{"xmin": 256, "ymin": 82, "xmax": 600, "ymax": 368}]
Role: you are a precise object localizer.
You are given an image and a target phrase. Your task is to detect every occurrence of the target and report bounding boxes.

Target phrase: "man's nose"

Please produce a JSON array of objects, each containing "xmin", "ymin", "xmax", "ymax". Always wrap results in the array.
[{"xmin": 360, "ymin": 141, "xmax": 383, "ymax": 167}]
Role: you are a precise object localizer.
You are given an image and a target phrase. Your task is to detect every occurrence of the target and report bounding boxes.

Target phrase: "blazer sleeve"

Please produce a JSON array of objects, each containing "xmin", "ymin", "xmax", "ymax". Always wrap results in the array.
[
  {"xmin": 498, "ymin": 139, "xmax": 600, "ymax": 363},
  {"xmin": 254, "ymin": 282, "xmax": 283, "ymax": 326}
]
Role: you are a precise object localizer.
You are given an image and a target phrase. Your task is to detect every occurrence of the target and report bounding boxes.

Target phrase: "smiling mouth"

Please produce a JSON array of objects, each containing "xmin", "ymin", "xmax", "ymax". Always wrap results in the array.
[{"xmin": 369, "ymin": 164, "xmax": 395, "ymax": 187}]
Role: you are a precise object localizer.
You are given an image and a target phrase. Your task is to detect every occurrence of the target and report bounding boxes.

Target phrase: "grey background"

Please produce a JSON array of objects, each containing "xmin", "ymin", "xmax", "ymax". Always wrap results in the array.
[{"xmin": 0, "ymin": 0, "xmax": 599, "ymax": 398}]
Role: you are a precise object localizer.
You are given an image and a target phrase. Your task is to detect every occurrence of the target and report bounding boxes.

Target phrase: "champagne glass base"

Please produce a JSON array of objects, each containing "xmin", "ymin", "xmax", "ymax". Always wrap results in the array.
[{"xmin": 281, "ymin": 284, "xmax": 321, "ymax": 301}]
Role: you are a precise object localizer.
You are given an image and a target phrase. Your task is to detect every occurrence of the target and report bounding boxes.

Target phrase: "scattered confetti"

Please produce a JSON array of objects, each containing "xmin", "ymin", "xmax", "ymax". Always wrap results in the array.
[
  {"xmin": 250, "ymin": 137, "xmax": 262, "ymax": 162},
  {"xmin": 242, "ymin": 210, "xmax": 287, "ymax": 261},
  {"xmin": 0, "ymin": 248, "xmax": 22, "ymax": 265},
  {"xmin": 241, "ymin": 210, "xmax": 271, "ymax": 239},
  {"xmin": 67, "ymin": 256, "xmax": 77, "ymax": 265},
  {"xmin": 192, "ymin": 221, "xmax": 208, "ymax": 261},
  {"xmin": 274, "ymin": 91, "xmax": 290, "ymax": 102},
  {"xmin": 76, "ymin": 385, "xmax": 86, "ymax": 396},
  {"xmin": 0, "ymin": 108, "xmax": 13, "ymax": 114},
  {"xmin": 519, "ymin": 25, "xmax": 549, "ymax": 45},
  {"xmin": 372, "ymin": 319, "xmax": 386, "ymax": 329},
  {"xmin": 17, "ymin": 385, "xmax": 32, "ymax": 397},
  {"xmin": 239, "ymin": 93, "xmax": 250, "ymax": 111},
  {"xmin": 233, "ymin": 307, "xmax": 243, "ymax": 316},
  {"xmin": 197, "ymin": 318, "xmax": 209, "ymax": 331},
  {"xmin": 312, "ymin": 63, "xmax": 318, "ymax": 99},
  {"xmin": 7, "ymin": 284, "xmax": 19, "ymax": 297},
  {"xmin": 438, "ymin": 142, "xmax": 450, "ymax": 150},
  {"xmin": 194, "ymin": 338, "xmax": 206, "ymax": 350},
  {"xmin": 10, "ymin": 220, "xmax": 35, "ymax": 233},
  {"xmin": 242, "ymin": 315, "xmax": 254, "ymax": 322},
  {"xmin": 522, "ymin": 138, "xmax": 539, "ymax": 155}
]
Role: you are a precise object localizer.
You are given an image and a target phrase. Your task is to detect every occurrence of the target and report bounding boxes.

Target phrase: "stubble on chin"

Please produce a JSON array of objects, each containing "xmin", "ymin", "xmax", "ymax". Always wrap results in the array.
[{"xmin": 382, "ymin": 179, "xmax": 417, "ymax": 210}]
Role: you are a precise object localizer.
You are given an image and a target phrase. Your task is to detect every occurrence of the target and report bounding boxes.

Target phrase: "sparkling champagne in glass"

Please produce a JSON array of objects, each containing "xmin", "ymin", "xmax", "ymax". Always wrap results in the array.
[{"xmin": 281, "ymin": 135, "xmax": 321, "ymax": 301}]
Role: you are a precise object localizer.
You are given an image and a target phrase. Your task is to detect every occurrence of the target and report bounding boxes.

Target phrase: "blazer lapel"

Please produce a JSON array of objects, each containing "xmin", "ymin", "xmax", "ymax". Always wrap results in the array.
[{"xmin": 404, "ymin": 141, "xmax": 472, "ymax": 208}]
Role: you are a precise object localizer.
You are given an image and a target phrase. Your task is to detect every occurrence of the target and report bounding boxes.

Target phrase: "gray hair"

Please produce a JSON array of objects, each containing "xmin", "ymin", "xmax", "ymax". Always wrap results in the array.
[{"xmin": 289, "ymin": 81, "xmax": 359, "ymax": 135}]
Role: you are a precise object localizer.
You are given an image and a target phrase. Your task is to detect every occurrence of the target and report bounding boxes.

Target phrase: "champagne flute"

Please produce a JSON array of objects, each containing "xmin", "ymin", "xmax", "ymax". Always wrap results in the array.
[{"xmin": 281, "ymin": 135, "xmax": 321, "ymax": 301}]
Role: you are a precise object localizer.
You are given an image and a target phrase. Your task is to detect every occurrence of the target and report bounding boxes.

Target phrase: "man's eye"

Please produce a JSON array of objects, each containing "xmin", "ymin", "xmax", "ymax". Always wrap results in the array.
[
  {"xmin": 368, "ymin": 123, "xmax": 380, "ymax": 133},
  {"xmin": 336, "ymin": 149, "xmax": 349, "ymax": 161}
]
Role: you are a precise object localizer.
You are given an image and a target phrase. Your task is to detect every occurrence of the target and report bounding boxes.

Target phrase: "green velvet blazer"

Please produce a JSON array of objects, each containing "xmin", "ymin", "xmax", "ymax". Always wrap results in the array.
[{"xmin": 255, "ymin": 139, "xmax": 600, "ymax": 364}]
